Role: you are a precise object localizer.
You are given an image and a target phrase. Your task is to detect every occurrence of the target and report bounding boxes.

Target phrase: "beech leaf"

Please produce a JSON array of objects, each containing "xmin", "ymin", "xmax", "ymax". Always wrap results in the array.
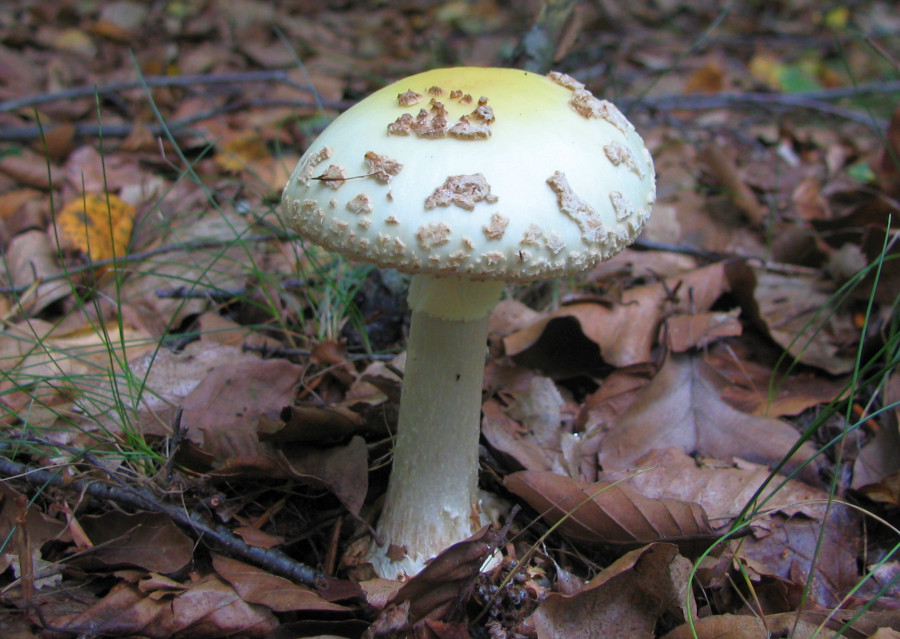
[
  {"xmin": 595, "ymin": 353, "xmax": 822, "ymax": 484},
  {"xmin": 504, "ymin": 470, "xmax": 715, "ymax": 547},
  {"xmin": 531, "ymin": 543, "xmax": 693, "ymax": 639}
]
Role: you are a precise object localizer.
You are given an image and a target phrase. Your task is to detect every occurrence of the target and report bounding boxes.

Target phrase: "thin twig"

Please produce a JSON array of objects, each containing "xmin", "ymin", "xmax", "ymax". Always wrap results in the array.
[
  {"xmin": 627, "ymin": 85, "xmax": 897, "ymax": 129},
  {"xmin": 0, "ymin": 70, "xmax": 319, "ymax": 113},
  {"xmin": 0, "ymin": 71, "xmax": 894, "ymax": 143},
  {"xmin": 0, "ymin": 451, "xmax": 328, "ymax": 588},
  {"xmin": 0, "ymin": 98, "xmax": 351, "ymax": 142},
  {"xmin": 0, "ymin": 230, "xmax": 301, "ymax": 296}
]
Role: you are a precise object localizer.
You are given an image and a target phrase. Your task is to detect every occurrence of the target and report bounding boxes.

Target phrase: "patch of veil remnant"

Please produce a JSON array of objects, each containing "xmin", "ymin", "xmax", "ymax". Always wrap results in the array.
[
  {"xmin": 315, "ymin": 164, "xmax": 347, "ymax": 190},
  {"xmin": 546, "ymin": 171, "xmax": 608, "ymax": 246},
  {"xmin": 604, "ymin": 142, "xmax": 646, "ymax": 179},
  {"xmin": 364, "ymin": 151, "xmax": 404, "ymax": 184},
  {"xmin": 398, "ymin": 90, "xmax": 424, "ymax": 107},
  {"xmin": 482, "ymin": 213, "xmax": 510, "ymax": 240},
  {"xmin": 296, "ymin": 146, "xmax": 334, "ymax": 187},
  {"xmin": 546, "ymin": 71, "xmax": 633, "ymax": 134},
  {"xmin": 388, "ymin": 90, "xmax": 496, "ymax": 140},
  {"xmin": 346, "ymin": 193, "xmax": 374, "ymax": 215},
  {"xmin": 416, "ymin": 221, "xmax": 452, "ymax": 249},
  {"xmin": 609, "ymin": 191, "xmax": 637, "ymax": 223},
  {"xmin": 425, "ymin": 174, "xmax": 499, "ymax": 211}
]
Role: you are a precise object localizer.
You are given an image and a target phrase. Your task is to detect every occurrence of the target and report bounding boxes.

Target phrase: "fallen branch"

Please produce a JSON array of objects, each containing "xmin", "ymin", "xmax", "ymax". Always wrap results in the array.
[
  {"xmin": 628, "ymin": 86, "xmax": 895, "ymax": 129},
  {"xmin": 0, "ymin": 230, "xmax": 302, "ymax": 296},
  {"xmin": 0, "ymin": 69, "xmax": 324, "ymax": 113},
  {"xmin": 0, "ymin": 451, "xmax": 328, "ymax": 589},
  {"xmin": 0, "ymin": 71, "xmax": 893, "ymax": 143}
]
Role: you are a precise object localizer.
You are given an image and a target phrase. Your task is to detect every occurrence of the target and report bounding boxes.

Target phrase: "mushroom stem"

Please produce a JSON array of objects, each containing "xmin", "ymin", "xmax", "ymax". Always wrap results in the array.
[{"xmin": 367, "ymin": 274, "xmax": 504, "ymax": 579}]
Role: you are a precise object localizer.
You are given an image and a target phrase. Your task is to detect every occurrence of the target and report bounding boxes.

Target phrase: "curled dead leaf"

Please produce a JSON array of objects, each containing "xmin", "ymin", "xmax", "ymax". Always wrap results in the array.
[
  {"xmin": 504, "ymin": 470, "xmax": 716, "ymax": 550},
  {"xmin": 531, "ymin": 543, "xmax": 694, "ymax": 639},
  {"xmin": 594, "ymin": 353, "xmax": 823, "ymax": 484}
]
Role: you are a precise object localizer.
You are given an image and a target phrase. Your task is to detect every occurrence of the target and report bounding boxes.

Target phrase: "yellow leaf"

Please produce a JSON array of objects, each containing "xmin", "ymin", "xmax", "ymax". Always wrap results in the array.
[
  {"xmin": 824, "ymin": 6, "xmax": 850, "ymax": 29},
  {"xmin": 215, "ymin": 132, "xmax": 270, "ymax": 173},
  {"xmin": 748, "ymin": 52, "xmax": 783, "ymax": 90},
  {"xmin": 57, "ymin": 193, "xmax": 135, "ymax": 262}
]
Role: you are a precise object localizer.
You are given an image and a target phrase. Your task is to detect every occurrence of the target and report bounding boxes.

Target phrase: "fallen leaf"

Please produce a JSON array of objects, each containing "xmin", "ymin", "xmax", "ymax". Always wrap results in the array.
[
  {"xmin": 699, "ymin": 143, "xmax": 767, "ymax": 226},
  {"xmin": 0, "ymin": 151, "xmax": 58, "ymax": 189},
  {"xmin": 179, "ymin": 356, "xmax": 305, "ymax": 461},
  {"xmin": 504, "ymin": 471, "xmax": 715, "ymax": 548},
  {"xmin": 389, "ymin": 525, "xmax": 504, "ymax": 622},
  {"xmin": 213, "ymin": 554, "xmax": 348, "ymax": 613},
  {"xmin": 594, "ymin": 353, "xmax": 823, "ymax": 483},
  {"xmin": 705, "ymin": 340, "xmax": 846, "ymax": 418},
  {"xmin": 481, "ymin": 399, "xmax": 556, "ymax": 473},
  {"xmin": 505, "ymin": 263, "xmax": 729, "ymax": 369},
  {"xmin": 506, "ymin": 375, "xmax": 566, "ymax": 446},
  {"xmin": 215, "ymin": 131, "xmax": 271, "ymax": 173},
  {"xmin": 661, "ymin": 613, "xmax": 842, "ymax": 639},
  {"xmin": 56, "ymin": 193, "xmax": 135, "ymax": 262},
  {"xmin": 728, "ymin": 261, "xmax": 859, "ymax": 374},
  {"xmin": 4, "ymin": 229, "xmax": 71, "ymax": 315},
  {"xmin": 618, "ymin": 447, "xmax": 830, "ymax": 525},
  {"xmin": 531, "ymin": 544, "xmax": 693, "ymax": 639},
  {"xmin": 47, "ymin": 574, "xmax": 277, "ymax": 638},
  {"xmin": 663, "ymin": 308, "xmax": 742, "ymax": 352},
  {"xmin": 76, "ymin": 511, "xmax": 193, "ymax": 574}
]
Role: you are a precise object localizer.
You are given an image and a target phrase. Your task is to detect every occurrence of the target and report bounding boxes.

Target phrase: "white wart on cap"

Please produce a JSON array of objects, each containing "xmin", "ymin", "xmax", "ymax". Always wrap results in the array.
[{"xmin": 281, "ymin": 67, "xmax": 656, "ymax": 282}]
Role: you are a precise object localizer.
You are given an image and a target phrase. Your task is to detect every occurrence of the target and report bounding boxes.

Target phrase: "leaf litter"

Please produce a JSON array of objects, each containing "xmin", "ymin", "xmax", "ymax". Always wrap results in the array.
[{"xmin": 0, "ymin": 0, "xmax": 899, "ymax": 637}]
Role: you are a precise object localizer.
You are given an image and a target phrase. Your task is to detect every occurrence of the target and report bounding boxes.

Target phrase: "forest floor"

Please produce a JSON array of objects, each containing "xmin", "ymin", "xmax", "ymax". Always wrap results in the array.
[{"xmin": 1, "ymin": 1, "xmax": 900, "ymax": 637}]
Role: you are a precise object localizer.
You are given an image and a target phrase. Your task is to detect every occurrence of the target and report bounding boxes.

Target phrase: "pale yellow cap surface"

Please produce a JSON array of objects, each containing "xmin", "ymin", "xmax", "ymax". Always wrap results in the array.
[{"xmin": 281, "ymin": 67, "xmax": 655, "ymax": 283}]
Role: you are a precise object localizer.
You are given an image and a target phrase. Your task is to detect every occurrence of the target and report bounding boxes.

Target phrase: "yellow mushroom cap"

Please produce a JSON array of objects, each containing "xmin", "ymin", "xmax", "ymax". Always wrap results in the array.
[{"xmin": 281, "ymin": 67, "xmax": 655, "ymax": 283}]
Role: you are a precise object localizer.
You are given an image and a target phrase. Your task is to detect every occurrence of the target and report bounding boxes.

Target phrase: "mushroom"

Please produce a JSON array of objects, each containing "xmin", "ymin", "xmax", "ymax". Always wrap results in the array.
[{"xmin": 280, "ymin": 67, "xmax": 656, "ymax": 579}]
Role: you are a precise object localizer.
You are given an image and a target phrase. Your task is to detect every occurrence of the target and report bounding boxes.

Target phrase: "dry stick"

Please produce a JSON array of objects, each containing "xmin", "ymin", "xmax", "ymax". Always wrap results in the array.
[
  {"xmin": 0, "ymin": 231, "xmax": 299, "ymax": 295},
  {"xmin": 0, "ymin": 98, "xmax": 352, "ymax": 142},
  {"xmin": 0, "ymin": 70, "xmax": 320, "ymax": 113},
  {"xmin": 0, "ymin": 451, "xmax": 328, "ymax": 589},
  {"xmin": 0, "ymin": 70, "xmax": 896, "ymax": 142},
  {"xmin": 625, "ymin": 85, "xmax": 900, "ymax": 129}
]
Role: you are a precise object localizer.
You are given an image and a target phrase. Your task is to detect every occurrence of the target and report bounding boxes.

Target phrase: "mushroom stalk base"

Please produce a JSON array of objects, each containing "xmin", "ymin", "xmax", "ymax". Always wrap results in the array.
[{"xmin": 367, "ymin": 280, "xmax": 500, "ymax": 579}]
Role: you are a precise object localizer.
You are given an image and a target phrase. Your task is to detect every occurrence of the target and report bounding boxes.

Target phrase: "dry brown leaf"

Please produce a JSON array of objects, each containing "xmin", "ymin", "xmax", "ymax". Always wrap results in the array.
[
  {"xmin": 47, "ymin": 574, "xmax": 277, "ymax": 638},
  {"xmin": 273, "ymin": 436, "xmax": 369, "ymax": 515},
  {"xmin": 0, "ymin": 315, "xmax": 153, "ymax": 417},
  {"xmin": 851, "ymin": 370, "xmax": 900, "ymax": 488},
  {"xmin": 212, "ymin": 554, "xmax": 348, "ymax": 613},
  {"xmin": 504, "ymin": 471, "xmax": 715, "ymax": 548},
  {"xmin": 388, "ymin": 525, "xmax": 504, "ymax": 622},
  {"xmin": 706, "ymin": 341, "xmax": 846, "ymax": 418},
  {"xmin": 76, "ymin": 511, "xmax": 193, "ymax": 574},
  {"xmin": 619, "ymin": 448, "xmax": 829, "ymax": 525},
  {"xmin": 661, "ymin": 613, "xmax": 841, "ymax": 639},
  {"xmin": 481, "ymin": 399, "xmax": 556, "ymax": 473},
  {"xmin": 728, "ymin": 261, "xmax": 859, "ymax": 374},
  {"xmin": 0, "ymin": 187, "xmax": 42, "ymax": 220},
  {"xmin": 684, "ymin": 59, "xmax": 727, "ymax": 93},
  {"xmin": 505, "ymin": 263, "xmax": 729, "ymax": 369},
  {"xmin": 594, "ymin": 353, "xmax": 822, "ymax": 484},
  {"xmin": 118, "ymin": 210, "xmax": 253, "ymax": 333},
  {"xmin": 5, "ymin": 229, "xmax": 71, "ymax": 315},
  {"xmin": 531, "ymin": 544, "xmax": 693, "ymax": 639},
  {"xmin": 179, "ymin": 356, "xmax": 305, "ymax": 460},
  {"xmin": 699, "ymin": 142, "xmax": 767, "ymax": 226},
  {"xmin": 506, "ymin": 375, "xmax": 567, "ymax": 446},
  {"xmin": 0, "ymin": 151, "xmax": 58, "ymax": 189},
  {"xmin": 664, "ymin": 308, "xmax": 742, "ymax": 352},
  {"xmin": 0, "ymin": 483, "xmax": 69, "ymax": 575},
  {"xmin": 270, "ymin": 403, "xmax": 365, "ymax": 445}
]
